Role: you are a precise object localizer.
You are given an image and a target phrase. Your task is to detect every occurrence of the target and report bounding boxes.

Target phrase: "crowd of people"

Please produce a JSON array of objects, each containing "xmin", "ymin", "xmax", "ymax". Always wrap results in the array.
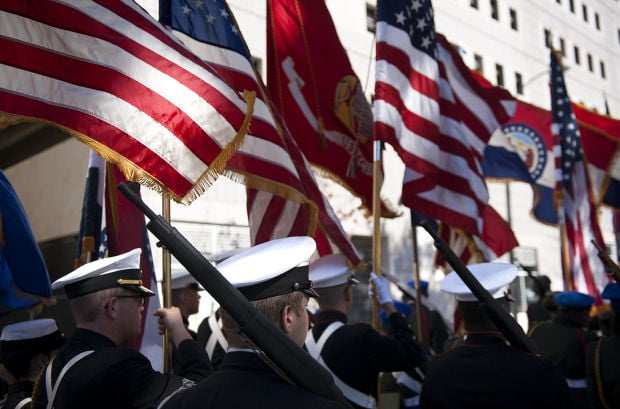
[{"xmin": 0, "ymin": 237, "xmax": 618, "ymax": 408}]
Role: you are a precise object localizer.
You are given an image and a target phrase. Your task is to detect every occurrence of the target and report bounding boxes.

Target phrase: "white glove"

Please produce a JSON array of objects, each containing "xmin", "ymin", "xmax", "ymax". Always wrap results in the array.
[{"xmin": 369, "ymin": 272, "xmax": 393, "ymax": 305}]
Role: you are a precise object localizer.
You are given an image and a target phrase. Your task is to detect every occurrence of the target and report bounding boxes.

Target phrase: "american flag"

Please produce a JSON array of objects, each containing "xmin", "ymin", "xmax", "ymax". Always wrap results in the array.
[
  {"xmin": 551, "ymin": 51, "xmax": 606, "ymax": 297},
  {"xmin": 159, "ymin": 0, "xmax": 361, "ymax": 264},
  {"xmin": 374, "ymin": 0, "xmax": 516, "ymax": 260},
  {"xmin": 0, "ymin": 0, "xmax": 254, "ymax": 204}
]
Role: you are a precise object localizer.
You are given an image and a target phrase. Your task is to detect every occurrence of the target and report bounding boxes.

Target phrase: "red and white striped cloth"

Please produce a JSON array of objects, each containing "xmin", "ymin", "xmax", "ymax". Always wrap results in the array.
[
  {"xmin": 159, "ymin": 0, "xmax": 361, "ymax": 265},
  {"xmin": 373, "ymin": 0, "xmax": 514, "ymax": 237},
  {"xmin": 0, "ymin": 0, "xmax": 253, "ymax": 203},
  {"xmin": 550, "ymin": 52, "xmax": 606, "ymax": 298},
  {"xmin": 374, "ymin": 0, "xmax": 516, "ymax": 265}
]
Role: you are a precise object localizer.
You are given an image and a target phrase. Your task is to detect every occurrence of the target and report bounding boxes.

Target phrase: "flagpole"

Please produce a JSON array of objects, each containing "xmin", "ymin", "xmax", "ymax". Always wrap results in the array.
[
  {"xmin": 505, "ymin": 182, "xmax": 515, "ymax": 264},
  {"xmin": 162, "ymin": 195, "xmax": 173, "ymax": 373},
  {"xmin": 372, "ymin": 140, "xmax": 382, "ymax": 330},
  {"xmin": 551, "ymin": 49, "xmax": 573, "ymax": 292},
  {"xmin": 411, "ymin": 225, "xmax": 425, "ymax": 343}
]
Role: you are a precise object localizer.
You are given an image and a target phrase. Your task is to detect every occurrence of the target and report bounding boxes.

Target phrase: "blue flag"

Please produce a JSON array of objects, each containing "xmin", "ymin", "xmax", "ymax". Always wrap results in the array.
[{"xmin": 0, "ymin": 170, "xmax": 52, "ymax": 313}]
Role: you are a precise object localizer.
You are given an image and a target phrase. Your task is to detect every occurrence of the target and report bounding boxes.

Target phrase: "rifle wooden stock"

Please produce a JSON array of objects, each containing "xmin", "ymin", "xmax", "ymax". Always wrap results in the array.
[
  {"xmin": 118, "ymin": 183, "xmax": 352, "ymax": 408},
  {"xmin": 591, "ymin": 239, "xmax": 620, "ymax": 284},
  {"xmin": 420, "ymin": 221, "xmax": 539, "ymax": 355}
]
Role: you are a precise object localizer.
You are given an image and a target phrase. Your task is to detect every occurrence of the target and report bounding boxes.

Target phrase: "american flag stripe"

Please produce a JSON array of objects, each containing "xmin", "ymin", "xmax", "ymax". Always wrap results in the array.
[{"xmin": 0, "ymin": 0, "xmax": 253, "ymax": 202}]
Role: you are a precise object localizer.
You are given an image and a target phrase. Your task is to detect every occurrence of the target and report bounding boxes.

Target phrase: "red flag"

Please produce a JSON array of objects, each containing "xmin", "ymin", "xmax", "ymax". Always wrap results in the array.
[
  {"xmin": 159, "ymin": 0, "xmax": 361, "ymax": 265},
  {"xmin": 551, "ymin": 52, "xmax": 607, "ymax": 298},
  {"xmin": 267, "ymin": 0, "xmax": 398, "ymax": 218},
  {"xmin": 0, "ymin": 1, "xmax": 254, "ymax": 203}
]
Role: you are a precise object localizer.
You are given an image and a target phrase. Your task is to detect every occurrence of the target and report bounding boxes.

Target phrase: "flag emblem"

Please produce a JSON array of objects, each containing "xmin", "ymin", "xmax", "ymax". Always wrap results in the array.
[{"xmin": 501, "ymin": 123, "xmax": 548, "ymax": 180}]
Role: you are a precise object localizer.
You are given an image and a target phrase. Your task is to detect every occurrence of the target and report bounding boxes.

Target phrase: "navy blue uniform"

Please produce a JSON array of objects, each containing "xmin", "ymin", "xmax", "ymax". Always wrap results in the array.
[
  {"xmin": 529, "ymin": 315, "xmax": 598, "ymax": 407},
  {"xmin": 420, "ymin": 332, "xmax": 575, "ymax": 409},
  {"xmin": 31, "ymin": 328, "xmax": 212, "ymax": 409},
  {"xmin": 308, "ymin": 310, "xmax": 424, "ymax": 408},
  {"xmin": 1, "ymin": 381, "xmax": 33, "ymax": 409},
  {"xmin": 162, "ymin": 351, "xmax": 347, "ymax": 409},
  {"xmin": 586, "ymin": 336, "xmax": 620, "ymax": 409}
]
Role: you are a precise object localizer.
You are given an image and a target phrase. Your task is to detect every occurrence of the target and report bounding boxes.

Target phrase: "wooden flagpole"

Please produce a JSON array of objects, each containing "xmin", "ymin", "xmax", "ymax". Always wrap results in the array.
[
  {"xmin": 162, "ymin": 195, "xmax": 173, "ymax": 372},
  {"xmin": 372, "ymin": 140, "xmax": 382, "ymax": 330},
  {"xmin": 411, "ymin": 225, "xmax": 425, "ymax": 343}
]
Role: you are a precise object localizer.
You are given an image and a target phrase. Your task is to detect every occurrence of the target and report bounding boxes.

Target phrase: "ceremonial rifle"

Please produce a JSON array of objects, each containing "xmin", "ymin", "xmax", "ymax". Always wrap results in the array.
[
  {"xmin": 592, "ymin": 239, "xmax": 620, "ymax": 284},
  {"xmin": 420, "ymin": 221, "xmax": 539, "ymax": 355},
  {"xmin": 118, "ymin": 183, "xmax": 353, "ymax": 409}
]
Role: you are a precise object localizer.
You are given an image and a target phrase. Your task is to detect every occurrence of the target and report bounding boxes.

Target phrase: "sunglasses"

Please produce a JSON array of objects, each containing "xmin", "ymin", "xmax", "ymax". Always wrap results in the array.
[{"xmin": 114, "ymin": 294, "xmax": 147, "ymax": 307}]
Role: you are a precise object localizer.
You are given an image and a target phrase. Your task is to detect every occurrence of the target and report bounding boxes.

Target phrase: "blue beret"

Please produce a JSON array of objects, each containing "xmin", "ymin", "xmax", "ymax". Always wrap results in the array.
[
  {"xmin": 380, "ymin": 301, "xmax": 412, "ymax": 327},
  {"xmin": 407, "ymin": 279, "xmax": 429, "ymax": 291},
  {"xmin": 601, "ymin": 282, "xmax": 620, "ymax": 307},
  {"xmin": 554, "ymin": 291, "xmax": 595, "ymax": 309}
]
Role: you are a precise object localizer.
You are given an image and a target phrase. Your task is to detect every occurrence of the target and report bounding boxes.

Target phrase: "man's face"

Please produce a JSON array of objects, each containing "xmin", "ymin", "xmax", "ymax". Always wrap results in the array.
[
  {"xmin": 114, "ymin": 291, "xmax": 146, "ymax": 340},
  {"xmin": 182, "ymin": 287, "xmax": 201, "ymax": 316}
]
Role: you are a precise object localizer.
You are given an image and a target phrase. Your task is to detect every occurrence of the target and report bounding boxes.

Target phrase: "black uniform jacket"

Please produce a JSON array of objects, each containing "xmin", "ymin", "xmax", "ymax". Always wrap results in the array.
[
  {"xmin": 529, "ymin": 315, "xmax": 598, "ymax": 379},
  {"xmin": 31, "ymin": 328, "xmax": 212, "ymax": 409},
  {"xmin": 1, "ymin": 381, "xmax": 34, "ymax": 409},
  {"xmin": 586, "ymin": 335, "xmax": 620, "ymax": 409},
  {"xmin": 420, "ymin": 332, "xmax": 576, "ymax": 409},
  {"xmin": 308, "ymin": 310, "xmax": 424, "ymax": 408},
  {"xmin": 162, "ymin": 350, "xmax": 347, "ymax": 409}
]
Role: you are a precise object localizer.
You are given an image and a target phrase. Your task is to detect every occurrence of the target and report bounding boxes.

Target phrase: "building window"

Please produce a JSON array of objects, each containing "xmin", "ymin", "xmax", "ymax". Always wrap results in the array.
[
  {"xmin": 496, "ymin": 63, "xmax": 504, "ymax": 87},
  {"xmin": 509, "ymin": 8, "xmax": 518, "ymax": 30},
  {"xmin": 574, "ymin": 46, "xmax": 580, "ymax": 65},
  {"xmin": 587, "ymin": 53, "xmax": 594, "ymax": 72},
  {"xmin": 474, "ymin": 53, "xmax": 484, "ymax": 74},
  {"xmin": 582, "ymin": 4, "xmax": 588, "ymax": 22},
  {"xmin": 490, "ymin": 0, "xmax": 499, "ymax": 20},
  {"xmin": 470, "ymin": 0, "xmax": 478, "ymax": 9},
  {"xmin": 594, "ymin": 13, "xmax": 600, "ymax": 30},
  {"xmin": 568, "ymin": 0, "xmax": 575, "ymax": 12},
  {"xmin": 600, "ymin": 61, "xmax": 606, "ymax": 79},
  {"xmin": 474, "ymin": 54, "xmax": 484, "ymax": 75},
  {"xmin": 515, "ymin": 72, "xmax": 523, "ymax": 95},
  {"xmin": 366, "ymin": 4, "xmax": 376, "ymax": 33},
  {"xmin": 559, "ymin": 38, "xmax": 565, "ymax": 56},
  {"xmin": 544, "ymin": 29, "xmax": 552, "ymax": 48}
]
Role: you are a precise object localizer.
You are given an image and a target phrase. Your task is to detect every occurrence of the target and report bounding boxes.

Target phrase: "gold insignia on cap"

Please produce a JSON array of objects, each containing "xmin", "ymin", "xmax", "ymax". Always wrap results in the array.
[{"xmin": 117, "ymin": 279, "xmax": 143, "ymax": 286}]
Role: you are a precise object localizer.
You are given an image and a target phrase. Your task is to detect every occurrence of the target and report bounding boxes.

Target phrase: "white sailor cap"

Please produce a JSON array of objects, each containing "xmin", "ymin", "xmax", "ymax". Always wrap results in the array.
[
  {"xmin": 442, "ymin": 263, "xmax": 517, "ymax": 302},
  {"xmin": 217, "ymin": 236, "xmax": 318, "ymax": 301},
  {"xmin": 0, "ymin": 319, "xmax": 65, "ymax": 362},
  {"xmin": 53, "ymin": 248, "xmax": 154, "ymax": 299},
  {"xmin": 206, "ymin": 248, "xmax": 246, "ymax": 265},
  {"xmin": 170, "ymin": 270, "xmax": 204, "ymax": 291},
  {"xmin": 309, "ymin": 254, "xmax": 359, "ymax": 289}
]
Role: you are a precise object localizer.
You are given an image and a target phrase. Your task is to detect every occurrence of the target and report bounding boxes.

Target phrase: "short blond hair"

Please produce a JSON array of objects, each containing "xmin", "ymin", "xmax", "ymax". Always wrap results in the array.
[{"xmin": 222, "ymin": 292, "xmax": 306, "ymax": 347}]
